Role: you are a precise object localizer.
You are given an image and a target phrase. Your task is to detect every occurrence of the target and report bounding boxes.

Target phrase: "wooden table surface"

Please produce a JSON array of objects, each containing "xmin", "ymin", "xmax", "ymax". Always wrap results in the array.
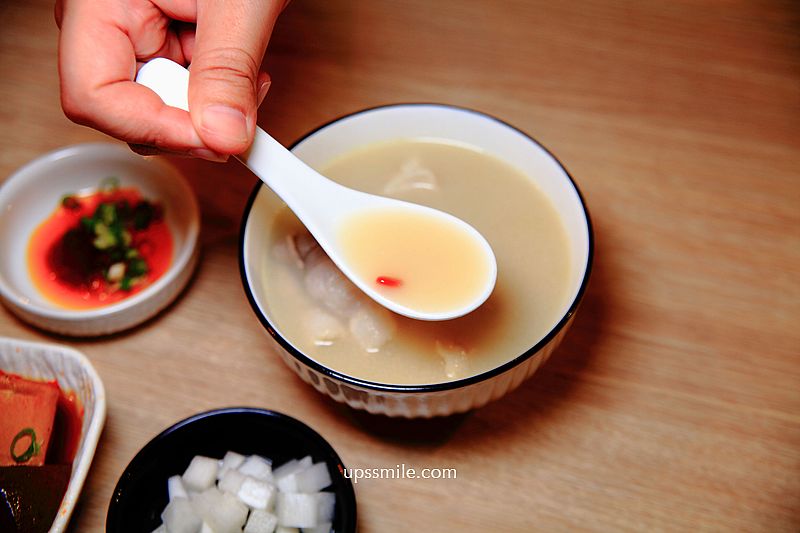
[{"xmin": 1, "ymin": 1, "xmax": 798, "ymax": 531}]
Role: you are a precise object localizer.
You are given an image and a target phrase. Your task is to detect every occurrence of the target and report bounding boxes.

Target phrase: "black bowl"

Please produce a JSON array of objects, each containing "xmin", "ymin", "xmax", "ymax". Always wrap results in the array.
[{"xmin": 106, "ymin": 408, "xmax": 356, "ymax": 532}]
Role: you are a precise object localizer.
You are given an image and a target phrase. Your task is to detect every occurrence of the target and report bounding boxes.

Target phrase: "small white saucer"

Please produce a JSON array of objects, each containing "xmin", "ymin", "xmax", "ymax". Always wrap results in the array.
[{"xmin": 0, "ymin": 143, "xmax": 200, "ymax": 336}]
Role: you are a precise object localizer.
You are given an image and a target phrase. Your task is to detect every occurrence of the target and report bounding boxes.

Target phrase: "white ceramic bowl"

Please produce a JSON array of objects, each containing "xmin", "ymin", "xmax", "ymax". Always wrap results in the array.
[
  {"xmin": 0, "ymin": 143, "xmax": 200, "ymax": 336},
  {"xmin": 0, "ymin": 336, "xmax": 106, "ymax": 532},
  {"xmin": 241, "ymin": 104, "xmax": 593, "ymax": 417}
]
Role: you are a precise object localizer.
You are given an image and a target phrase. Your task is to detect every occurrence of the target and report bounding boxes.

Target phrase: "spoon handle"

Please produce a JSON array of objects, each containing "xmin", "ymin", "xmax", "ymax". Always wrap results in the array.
[
  {"xmin": 135, "ymin": 58, "xmax": 345, "ymax": 235},
  {"xmin": 243, "ymin": 128, "xmax": 345, "ymax": 232}
]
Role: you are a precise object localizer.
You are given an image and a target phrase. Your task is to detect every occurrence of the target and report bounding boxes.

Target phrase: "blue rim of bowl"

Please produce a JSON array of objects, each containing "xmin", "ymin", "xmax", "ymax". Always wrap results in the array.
[
  {"xmin": 238, "ymin": 103, "xmax": 595, "ymax": 394},
  {"xmin": 107, "ymin": 407, "xmax": 356, "ymax": 531}
]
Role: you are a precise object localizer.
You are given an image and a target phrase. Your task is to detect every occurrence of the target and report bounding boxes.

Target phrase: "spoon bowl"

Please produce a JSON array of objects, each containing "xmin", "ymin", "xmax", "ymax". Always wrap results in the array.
[{"xmin": 136, "ymin": 58, "xmax": 496, "ymax": 320}]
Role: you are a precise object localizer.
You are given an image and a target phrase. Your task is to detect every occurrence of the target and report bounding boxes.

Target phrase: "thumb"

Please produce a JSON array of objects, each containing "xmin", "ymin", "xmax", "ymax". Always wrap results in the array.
[{"xmin": 189, "ymin": 0, "xmax": 282, "ymax": 154}]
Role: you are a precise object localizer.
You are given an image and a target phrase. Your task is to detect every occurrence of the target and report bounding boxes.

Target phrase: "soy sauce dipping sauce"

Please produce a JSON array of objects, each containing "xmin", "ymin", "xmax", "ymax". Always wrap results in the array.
[{"xmin": 27, "ymin": 180, "xmax": 173, "ymax": 309}]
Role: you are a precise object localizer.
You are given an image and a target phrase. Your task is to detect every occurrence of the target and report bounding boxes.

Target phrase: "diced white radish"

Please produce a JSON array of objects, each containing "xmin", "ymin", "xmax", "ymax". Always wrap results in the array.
[
  {"xmin": 244, "ymin": 509, "xmax": 279, "ymax": 533},
  {"xmin": 305, "ymin": 308, "xmax": 345, "ymax": 346},
  {"xmin": 161, "ymin": 498, "xmax": 202, "ymax": 533},
  {"xmin": 278, "ymin": 462, "xmax": 331, "ymax": 494},
  {"xmin": 273, "ymin": 456, "xmax": 312, "ymax": 483},
  {"xmin": 276, "ymin": 473, "xmax": 299, "ymax": 493},
  {"xmin": 217, "ymin": 451, "xmax": 247, "ymax": 480},
  {"xmin": 295, "ymin": 463, "xmax": 332, "ymax": 493},
  {"xmin": 168, "ymin": 475, "xmax": 189, "ymax": 501},
  {"xmin": 223, "ymin": 451, "xmax": 247, "ymax": 469},
  {"xmin": 218, "ymin": 469, "xmax": 247, "ymax": 495},
  {"xmin": 271, "ymin": 459, "xmax": 298, "ymax": 480},
  {"xmin": 182, "ymin": 456, "xmax": 219, "ymax": 492},
  {"xmin": 301, "ymin": 522, "xmax": 332, "ymax": 533},
  {"xmin": 349, "ymin": 304, "xmax": 396, "ymax": 352},
  {"xmin": 239, "ymin": 455, "xmax": 273, "ymax": 481},
  {"xmin": 161, "ymin": 453, "xmax": 336, "ymax": 533},
  {"xmin": 276, "ymin": 493, "xmax": 318, "ymax": 528},
  {"xmin": 192, "ymin": 488, "xmax": 248, "ymax": 533},
  {"xmin": 315, "ymin": 492, "xmax": 336, "ymax": 523},
  {"xmin": 238, "ymin": 476, "xmax": 276, "ymax": 510}
]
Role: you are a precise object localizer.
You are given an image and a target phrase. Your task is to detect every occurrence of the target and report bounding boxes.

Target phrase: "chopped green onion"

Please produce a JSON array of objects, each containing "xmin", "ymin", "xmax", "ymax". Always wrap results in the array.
[
  {"xmin": 128, "ymin": 257, "xmax": 148, "ymax": 277},
  {"xmin": 57, "ymin": 180, "xmax": 161, "ymax": 294},
  {"xmin": 93, "ymin": 222, "xmax": 117, "ymax": 249},
  {"xmin": 99, "ymin": 203, "xmax": 116, "ymax": 225},
  {"xmin": 11, "ymin": 427, "xmax": 41, "ymax": 464},
  {"xmin": 80, "ymin": 216, "xmax": 95, "ymax": 231}
]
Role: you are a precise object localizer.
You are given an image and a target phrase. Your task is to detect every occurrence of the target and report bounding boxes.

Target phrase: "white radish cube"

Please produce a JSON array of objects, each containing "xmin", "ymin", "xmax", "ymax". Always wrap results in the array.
[
  {"xmin": 315, "ymin": 492, "xmax": 335, "ymax": 523},
  {"xmin": 239, "ymin": 455, "xmax": 273, "ymax": 481},
  {"xmin": 244, "ymin": 509, "xmax": 279, "ymax": 533},
  {"xmin": 218, "ymin": 469, "xmax": 247, "ymax": 495},
  {"xmin": 301, "ymin": 523, "xmax": 332, "ymax": 533},
  {"xmin": 274, "ymin": 457, "xmax": 313, "ymax": 482},
  {"xmin": 201, "ymin": 522, "xmax": 215, "ymax": 533},
  {"xmin": 161, "ymin": 498, "xmax": 202, "ymax": 533},
  {"xmin": 276, "ymin": 472, "xmax": 300, "ymax": 493},
  {"xmin": 192, "ymin": 488, "xmax": 248, "ymax": 533},
  {"xmin": 182, "ymin": 456, "xmax": 219, "ymax": 492},
  {"xmin": 277, "ymin": 493, "xmax": 318, "ymax": 528},
  {"xmin": 271, "ymin": 459, "xmax": 298, "ymax": 480},
  {"xmin": 217, "ymin": 451, "xmax": 247, "ymax": 480},
  {"xmin": 275, "ymin": 528, "xmax": 299, "ymax": 533},
  {"xmin": 277, "ymin": 459, "xmax": 327, "ymax": 493},
  {"xmin": 295, "ymin": 463, "xmax": 332, "ymax": 493},
  {"xmin": 238, "ymin": 477, "xmax": 276, "ymax": 510},
  {"xmin": 168, "ymin": 475, "xmax": 189, "ymax": 501},
  {"xmin": 223, "ymin": 451, "xmax": 247, "ymax": 469}
]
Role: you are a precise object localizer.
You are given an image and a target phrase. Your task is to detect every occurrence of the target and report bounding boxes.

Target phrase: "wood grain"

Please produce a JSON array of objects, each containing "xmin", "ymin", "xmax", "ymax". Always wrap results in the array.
[{"xmin": 1, "ymin": 0, "xmax": 798, "ymax": 531}]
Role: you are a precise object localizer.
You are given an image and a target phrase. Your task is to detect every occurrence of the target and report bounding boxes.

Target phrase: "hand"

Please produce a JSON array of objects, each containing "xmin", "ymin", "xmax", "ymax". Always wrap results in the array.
[{"xmin": 55, "ymin": 0, "xmax": 284, "ymax": 161}]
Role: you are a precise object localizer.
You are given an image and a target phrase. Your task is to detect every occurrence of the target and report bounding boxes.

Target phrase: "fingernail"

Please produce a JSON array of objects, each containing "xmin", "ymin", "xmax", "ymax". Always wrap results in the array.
[
  {"xmin": 190, "ymin": 148, "xmax": 229, "ymax": 162},
  {"xmin": 257, "ymin": 80, "xmax": 271, "ymax": 107},
  {"xmin": 201, "ymin": 105, "xmax": 249, "ymax": 145}
]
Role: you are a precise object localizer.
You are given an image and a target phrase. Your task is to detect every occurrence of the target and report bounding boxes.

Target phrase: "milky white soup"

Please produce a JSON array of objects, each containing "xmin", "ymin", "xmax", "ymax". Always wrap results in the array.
[
  {"xmin": 261, "ymin": 139, "xmax": 572, "ymax": 385},
  {"xmin": 338, "ymin": 207, "xmax": 494, "ymax": 316}
]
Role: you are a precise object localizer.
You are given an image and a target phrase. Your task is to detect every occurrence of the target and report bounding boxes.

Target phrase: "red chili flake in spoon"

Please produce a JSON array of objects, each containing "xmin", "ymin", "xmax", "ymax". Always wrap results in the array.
[{"xmin": 376, "ymin": 276, "xmax": 402, "ymax": 288}]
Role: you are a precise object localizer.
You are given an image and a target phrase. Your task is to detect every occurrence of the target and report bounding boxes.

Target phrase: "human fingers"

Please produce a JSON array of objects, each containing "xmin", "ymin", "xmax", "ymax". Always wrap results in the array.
[
  {"xmin": 187, "ymin": 0, "xmax": 283, "ymax": 154},
  {"xmin": 57, "ymin": 0, "xmax": 225, "ymax": 160}
]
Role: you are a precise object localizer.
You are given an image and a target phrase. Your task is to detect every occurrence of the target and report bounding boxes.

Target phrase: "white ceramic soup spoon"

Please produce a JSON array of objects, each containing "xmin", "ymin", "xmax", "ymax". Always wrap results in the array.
[{"xmin": 136, "ymin": 58, "xmax": 496, "ymax": 320}]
